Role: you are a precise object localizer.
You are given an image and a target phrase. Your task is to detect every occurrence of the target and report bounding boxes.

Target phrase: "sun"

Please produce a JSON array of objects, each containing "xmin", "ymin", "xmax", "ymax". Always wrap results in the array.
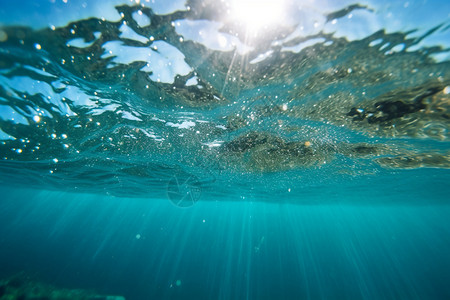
[{"xmin": 230, "ymin": 0, "xmax": 287, "ymax": 34}]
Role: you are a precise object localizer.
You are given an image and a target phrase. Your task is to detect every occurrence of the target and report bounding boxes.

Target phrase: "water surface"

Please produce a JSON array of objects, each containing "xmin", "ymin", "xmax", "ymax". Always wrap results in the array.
[{"xmin": 0, "ymin": 0, "xmax": 449, "ymax": 299}]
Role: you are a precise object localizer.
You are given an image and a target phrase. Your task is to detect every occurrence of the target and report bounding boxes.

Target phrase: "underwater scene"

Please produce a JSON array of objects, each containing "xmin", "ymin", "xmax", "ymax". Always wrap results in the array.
[{"xmin": 0, "ymin": 0, "xmax": 449, "ymax": 299}]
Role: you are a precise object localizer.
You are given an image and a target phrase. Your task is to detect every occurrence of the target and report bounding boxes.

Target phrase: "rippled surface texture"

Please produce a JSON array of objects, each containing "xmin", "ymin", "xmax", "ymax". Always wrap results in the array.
[
  {"xmin": 0, "ymin": 0, "xmax": 449, "ymax": 298},
  {"xmin": 0, "ymin": 0, "xmax": 449, "ymax": 203}
]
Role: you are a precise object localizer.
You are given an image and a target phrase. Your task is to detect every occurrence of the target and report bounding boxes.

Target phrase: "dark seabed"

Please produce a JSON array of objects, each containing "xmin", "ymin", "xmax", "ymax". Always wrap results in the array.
[{"xmin": 0, "ymin": 0, "xmax": 449, "ymax": 299}]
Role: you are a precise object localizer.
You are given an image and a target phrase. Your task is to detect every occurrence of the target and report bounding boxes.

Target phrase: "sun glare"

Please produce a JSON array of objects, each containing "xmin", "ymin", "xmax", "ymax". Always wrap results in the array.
[{"xmin": 230, "ymin": 0, "xmax": 286, "ymax": 33}]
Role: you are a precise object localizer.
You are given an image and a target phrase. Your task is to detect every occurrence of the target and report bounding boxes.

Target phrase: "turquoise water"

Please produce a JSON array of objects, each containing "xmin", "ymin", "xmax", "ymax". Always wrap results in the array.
[
  {"xmin": 0, "ymin": 0, "xmax": 449, "ymax": 299},
  {"xmin": 1, "ymin": 184, "xmax": 450, "ymax": 299}
]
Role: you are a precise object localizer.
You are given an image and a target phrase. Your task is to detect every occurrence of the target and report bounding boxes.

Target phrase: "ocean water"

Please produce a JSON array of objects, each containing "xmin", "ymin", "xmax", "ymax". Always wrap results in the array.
[{"xmin": 0, "ymin": 0, "xmax": 449, "ymax": 299}]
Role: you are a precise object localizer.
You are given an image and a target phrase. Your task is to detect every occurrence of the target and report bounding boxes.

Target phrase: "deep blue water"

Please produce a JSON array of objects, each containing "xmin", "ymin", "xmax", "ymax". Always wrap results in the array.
[
  {"xmin": 1, "ymin": 0, "xmax": 450, "ymax": 299},
  {"xmin": 1, "ymin": 179, "xmax": 450, "ymax": 299}
]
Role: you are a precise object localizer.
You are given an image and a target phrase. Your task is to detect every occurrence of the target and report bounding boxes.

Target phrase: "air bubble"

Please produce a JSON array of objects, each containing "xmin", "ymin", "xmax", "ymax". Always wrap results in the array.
[{"xmin": 444, "ymin": 86, "xmax": 450, "ymax": 94}]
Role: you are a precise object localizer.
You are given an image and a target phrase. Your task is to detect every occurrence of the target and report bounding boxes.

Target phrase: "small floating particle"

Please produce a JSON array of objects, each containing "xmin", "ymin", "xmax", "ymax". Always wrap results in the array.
[
  {"xmin": 0, "ymin": 30, "xmax": 7, "ymax": 42},
  {"xmin": 34, "ymin": 43, "xmax": 42, "ymax": 50}
]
